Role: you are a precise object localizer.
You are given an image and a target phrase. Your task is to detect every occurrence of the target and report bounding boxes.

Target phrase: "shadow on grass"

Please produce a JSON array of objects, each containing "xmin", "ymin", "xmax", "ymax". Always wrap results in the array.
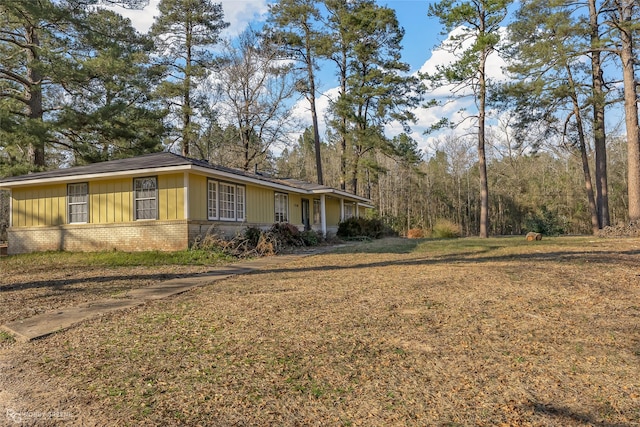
[
  {"xmin": 332, "ymin": 237, "xmax": 423, "ymax": 254},
  {"xmin": 528, "ymin": 402, "xmax": 630, "ymax": 427},
  {"xmin": 254, "ymin": 247, "xmax": 640, "ymax": 276},
  {"xmin": 0, "ymin": 273, "xmax": 190, "ymax": 293}
]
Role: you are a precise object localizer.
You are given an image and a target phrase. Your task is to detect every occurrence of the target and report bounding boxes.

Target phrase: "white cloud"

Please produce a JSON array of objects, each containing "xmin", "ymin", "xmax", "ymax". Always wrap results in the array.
[
  {"xmin": 99, "ymin": 0, "xmax": 159, "ymax": 33},
  {"xmin": 101, "ymin": 0, "xmax": 269, "ymax": 36}
]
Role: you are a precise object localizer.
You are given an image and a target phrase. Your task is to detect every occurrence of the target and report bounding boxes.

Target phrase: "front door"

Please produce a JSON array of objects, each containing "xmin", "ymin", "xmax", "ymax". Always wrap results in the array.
[{"xmin": 301, "ymin": 199, "xmax": 310, "ymax": 231}]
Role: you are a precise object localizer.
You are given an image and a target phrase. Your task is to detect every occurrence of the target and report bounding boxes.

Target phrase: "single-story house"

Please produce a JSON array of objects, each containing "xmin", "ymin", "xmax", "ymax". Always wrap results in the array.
[{"xmin": 0, "ymin": 152, "xmax": 373, "ymax": 254}]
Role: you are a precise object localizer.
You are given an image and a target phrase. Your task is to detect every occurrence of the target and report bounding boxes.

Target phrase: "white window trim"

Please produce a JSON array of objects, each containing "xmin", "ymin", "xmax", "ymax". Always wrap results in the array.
[
  {"xmin": 275, "ymin": 192, "xmax": 289, "ymax": 223},
  {"xmin": 67, "ymin": 182, "xmax": 88, "ymax": 224},
  {"xmin": 207, "ymin": 180, "xmax": 219, "ymax": 220},
  {"xmin": 313, "ymin": 199, "xmax": 321, "ymax": 225},
  {"xmin": 236, "ymin": 185, "xmax": 246, "ymax": 222},
  {"xmin": 344, "ymin": 202, "xmax": 356, "ymax": 220},
  {"xmin": 134, "ymin": 176, "xmax": 158, "ymax": 221},
  {"xmin": 208, "ymin": 179, "xmax": 245, "ymax": 222},
  {"xmin": 219, "ymin": 182, "xmax": 236, "ymax": 221}
]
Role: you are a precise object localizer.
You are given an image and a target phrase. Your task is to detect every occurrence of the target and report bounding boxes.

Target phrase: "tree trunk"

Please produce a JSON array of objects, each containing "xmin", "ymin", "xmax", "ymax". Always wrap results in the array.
[
  {"xmin": 339, "ymin": 48, "xmax": 348, "ymax": 191},
  {"xmin": 568, "ymin": 67, "xmax": 600, "ymax": 234},
  {"xmin": 306, "ymin": 34, "xmax": 323, "ymax": 185},
  {"xmin": 182, "ymin": 33, "xmax": 192, "ymax": 157},
  {"xmin": 589, "ymin": 0, "xmax": 609, "ymax": 228},
  {"xmin": 25, "ymin": 25, "xmax": 45, "ymax": 167},
  {"xmin": 350, "ymin": 157, "xmax": 358, "ymax": 195},
  {"xmin": 618, "ymin": 0, "xmax": 640, "ymax": 222},
  {"xmin": 478, "ymin": 47, "xmax": 489, "ymax": 238}
]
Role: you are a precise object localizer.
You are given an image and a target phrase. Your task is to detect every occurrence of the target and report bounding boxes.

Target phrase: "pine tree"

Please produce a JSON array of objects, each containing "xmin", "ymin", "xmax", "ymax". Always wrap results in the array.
[
  {"xmin": 425, "ymin": 0, "xmax": 512, "ymax": 237},
  {"xmin": 267, "ymin": 0, "xmax": 327, "ymax": 184},
  {"xmin": 150, "ymin": 0, "xmax": 228, "ymax": 157}
]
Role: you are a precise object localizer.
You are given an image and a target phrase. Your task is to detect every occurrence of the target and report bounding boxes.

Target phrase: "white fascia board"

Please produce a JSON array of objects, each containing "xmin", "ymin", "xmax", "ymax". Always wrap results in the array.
[
  {"xmin": 190, "ymin": 165, "xmax": 308, "ymax": 194},
  {"xmin": 0, "ymin": 165, "xmax": 193, "ymax": 188},
  {"xmin": 309, "ymin": 188, "xmax": 372, "ymax": 204}
]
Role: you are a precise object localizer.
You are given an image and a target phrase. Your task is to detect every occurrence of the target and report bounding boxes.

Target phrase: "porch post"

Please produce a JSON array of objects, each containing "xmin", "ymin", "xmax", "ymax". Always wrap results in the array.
[
  {"xmin": 8, "ymin": 189, "xmax": 12, "ymax": 227},
  {"xmin": 340, "ymin": 198, "xmax": 344, "ymax": 221},
  {"xmin": 183, "ymin": 172, "xmax": 190, "ymax": 220},
  {"xmin": 320, "ymin": 194, "xmax": 327, "ymax": 237}
]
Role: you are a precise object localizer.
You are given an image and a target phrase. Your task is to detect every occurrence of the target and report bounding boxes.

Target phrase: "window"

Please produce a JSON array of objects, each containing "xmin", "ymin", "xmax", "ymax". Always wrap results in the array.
[
  {"xmin": 207, "ymin": 180, "xmax": 218, "ymax": 220},
  {"xmin": 275, "ymin": 192, "xmax": 288, "ymax": 223},
  {"xmin": 313, "ymin": 199, "xmax": 321, "ymax": 225},
  {"xmin": 219, "ymin": 182, "xmax": 236, "ymax": 220},
  {"xmin": 134, "ymin": 177, "xmax": 157, "ymax": 220},
  {"xmin": 344, "ymin": 202, "xmax": 355, "ymax": 220},
  {"xmin": 67, "ymin": 183, "xmax": 88, "ymax": 223},
  {"xmin": 236, "ymin": 186, "xmax": 245, "ymax": 221},
  {"xmin": 207, "ymin": 180, "xmax": 245, "ymax": 222}
]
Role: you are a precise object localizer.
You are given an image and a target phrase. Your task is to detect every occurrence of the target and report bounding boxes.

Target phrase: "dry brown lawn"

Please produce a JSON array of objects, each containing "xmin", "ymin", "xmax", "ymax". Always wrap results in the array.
[{"xmin": 1, "ymin": 236, "xmax": 639, "ymax": 426}]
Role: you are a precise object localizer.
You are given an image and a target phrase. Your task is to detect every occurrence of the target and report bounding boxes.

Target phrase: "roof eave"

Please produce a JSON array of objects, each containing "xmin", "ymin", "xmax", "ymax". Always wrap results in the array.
[
  {"xmin": 0, "ymin": 165, "xmax": 194, "ymax": 188},
  {"xmin": 189, "ymin": 165, "xmax": 305, "ymax": 193},
  {"xmin": 310, "ymin": 188, "xmax": 372, "ymax": 204}
]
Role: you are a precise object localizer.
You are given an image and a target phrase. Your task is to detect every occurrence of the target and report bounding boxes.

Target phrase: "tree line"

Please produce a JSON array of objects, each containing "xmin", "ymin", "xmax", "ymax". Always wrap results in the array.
[{"xmin": 1, "ymin": 0, "xmax": 638, "ymax": 238}]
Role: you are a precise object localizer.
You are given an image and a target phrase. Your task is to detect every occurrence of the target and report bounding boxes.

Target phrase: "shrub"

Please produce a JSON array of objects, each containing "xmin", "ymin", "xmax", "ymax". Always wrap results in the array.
[
  {"xmin": 407, "ymin": 228, "xmax": 425, "ymax": 239},
  {"xmin": 524, "ymin": 206, "xmax": 567, "ymax": 236},
  {"xmin": 270, "ymin": 222, "xmax": 304, "ymax": 246},
  {"xmin": 337, "ymin": 217, "xmax": 385, "ymax": 239},
  {"xmin": 432, "ymin": 219, "xmax": 461, "ymax": 239},
  {"xmin": 300, "ymin": 229, "xmax": 320, "ymax": 246}
]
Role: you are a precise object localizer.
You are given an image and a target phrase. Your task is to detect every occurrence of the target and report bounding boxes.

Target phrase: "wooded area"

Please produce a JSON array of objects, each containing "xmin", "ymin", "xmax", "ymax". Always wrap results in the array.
[{"xmin": 1, "ymin": 0, "xmax": 638, "ymax": 238}]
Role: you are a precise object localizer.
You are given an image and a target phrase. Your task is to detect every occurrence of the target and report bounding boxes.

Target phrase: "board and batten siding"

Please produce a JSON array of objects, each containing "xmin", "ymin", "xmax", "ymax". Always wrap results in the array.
[
  {"xmin": 188, "ymin": 174, "xmax": 276, "ymax": 224},
  {"xmin": 325, "ymin": 197, "xmax": 341, "ymax": 225},
  {"xmin": 11, "ymin": 184, "xmax": 66, "ymax": 227},
  {"xmin": 12, "ymin": 174, "xmax": 185, "ymax": 227},
  {"xmin": 157, "ymin": 173, "xmax": 184, "ymax": 221},
  {"xmin": 246, "ymin": 185, "xmax": 275, "ymax": 224},
  {"xmin": 288, "ymin": 193, "xmax": 302, "ymax": 226},
  {"xmin": 90, "ymin": 174, "xmax": 184, "ymax": 224},
  {"xmin": 90, "ymin": 178, "xmax": 131, "ymax": 223},
  {"xmin": 188, "ymin": 174, "xmax": 208, "ymax": 221}
]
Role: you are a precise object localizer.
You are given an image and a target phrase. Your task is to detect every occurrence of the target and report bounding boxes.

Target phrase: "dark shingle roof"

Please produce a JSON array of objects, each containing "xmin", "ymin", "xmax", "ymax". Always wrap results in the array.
[
  {"xmin": 0, "ymin": 152, "xmax": 372, "ymax": 203},
  {"xmin": 0, "ymin": 152, "xmax": 194, "ymax": 183}
]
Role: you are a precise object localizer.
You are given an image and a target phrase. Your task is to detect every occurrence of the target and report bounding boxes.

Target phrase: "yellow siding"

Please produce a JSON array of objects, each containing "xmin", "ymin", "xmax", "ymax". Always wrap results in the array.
[
  {"xmin": 246, "ymin": 186, "xmax": 274, "ymax": 224},
  {"xmin": 158, "ymin": 173, "xmax": 183, "ymax": 220},
  {"xmin": 12, "ymin": 185, "xmax": 66, "ymax": 227},
  {"xmin": 189, "ymin": 174, "xmax": 208, "ymax": 221},
  {"xmin": 90, "ymin": 178, "xmax": 132, "ymax": 224},
  {"xmin": 9, "ymin": 171, "xmax": 364, "ymax": 230},
  {"xmin": 288, "ymin": 194, "xmax": 302, "ymax": 226},
  {"xmin": 326, "ymin": 197, "xmax": 341, "ymax": 226}
]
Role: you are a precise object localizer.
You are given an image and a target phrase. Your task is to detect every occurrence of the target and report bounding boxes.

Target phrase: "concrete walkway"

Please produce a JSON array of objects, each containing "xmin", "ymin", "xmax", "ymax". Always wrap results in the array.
[{"xmin": 2, "ymin": 249, "xmax": 329, "ymax": 342}]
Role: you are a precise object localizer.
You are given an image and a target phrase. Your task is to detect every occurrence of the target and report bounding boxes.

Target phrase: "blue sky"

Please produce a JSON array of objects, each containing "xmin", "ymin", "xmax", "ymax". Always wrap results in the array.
[
  {"xmin": 106, "ymin": 0, "xmax": 494, "ymax": 155},
  {"xmin": 110, "ymin": 0, "xmax": 441, "ymax": 82}
]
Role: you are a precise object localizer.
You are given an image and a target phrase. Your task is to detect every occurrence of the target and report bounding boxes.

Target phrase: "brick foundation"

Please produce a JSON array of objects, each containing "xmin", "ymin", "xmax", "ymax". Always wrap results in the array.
[
  {"xmin": 6, "ymin": 221, "xmax": 335, "ymax": 255},
  {"xmin": 7, "ymin": 220, "xmax": 190, "ymax": 254}
]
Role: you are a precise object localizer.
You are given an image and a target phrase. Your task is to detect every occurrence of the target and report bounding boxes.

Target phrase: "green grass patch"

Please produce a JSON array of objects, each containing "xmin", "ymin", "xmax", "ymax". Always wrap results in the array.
[
  {"xmin": 0, "ymin": 248, "xmax": 234, "ymax": 269},
  {"xmin": 332, "ymin": 235, "xmax": 600, "ymax": 259},
  {"xmin": 0, "ymin": 330, "xmax": 15, "ymax": 344}
]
